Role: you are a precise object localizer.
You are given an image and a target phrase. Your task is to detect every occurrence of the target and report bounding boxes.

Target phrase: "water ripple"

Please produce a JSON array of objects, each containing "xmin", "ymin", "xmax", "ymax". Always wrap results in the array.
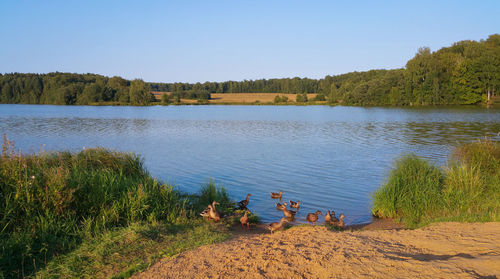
[{"xmin": 1, "ymin": 104, "xmax": 499, "ymax": 224}]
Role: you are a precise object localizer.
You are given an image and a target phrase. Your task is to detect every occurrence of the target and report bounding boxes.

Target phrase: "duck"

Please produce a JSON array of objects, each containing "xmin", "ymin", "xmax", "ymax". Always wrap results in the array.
[
  {"xmin": 270, "ymin": 191, "xmax": 283, "ymax": 200},
  {"xmin": 306, "ymin": 210, "xmax": 322, "ymax": 225},
  {"xmin": 208, "ymin": 201, "xmax": 221, "ymax": 222},
  {"xmin": 332, "ymin": 214, "xmax": 345, "ymax": 228},
  {"xmin": 240, "ymin": 210, "xmax": 250, "ymax": 229},
  {"xmin": 267, "ymin": 218, "xmax": 288, "ymax": 234},
  {"xmin": 238, "ymin": 193, "xmax": 251, "ymax": 209},
  {"xmin": 281, "ymin": 207, "xmax": 297, "ymax": 219},
  {"xmin": 330, "ymin": 210, "xmax": 339, "ymax": 223},
  {"xmin": 289, "ymin": 200, "xmax": 300, "ymax": 211},
  {"xmin": 200, "ymin": 205, "xmax": 211, "ymax": 218},
  {"xmin": 276, "ymin": 202, "xmax": 288, "ymax": 210},
  {"xmin": 200, "ymin": 201, "xmax": 219, "ymax": 218},
  {"xmin": 324, "ymin": 210, "xmax": 332, "ymax": 223}
]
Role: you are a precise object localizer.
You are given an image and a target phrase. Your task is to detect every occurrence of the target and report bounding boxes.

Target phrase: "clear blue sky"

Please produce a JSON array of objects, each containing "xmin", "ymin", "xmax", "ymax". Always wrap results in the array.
[{"xmin": 1, "ymin": 0, "xmax": 499, "ymax": 83}]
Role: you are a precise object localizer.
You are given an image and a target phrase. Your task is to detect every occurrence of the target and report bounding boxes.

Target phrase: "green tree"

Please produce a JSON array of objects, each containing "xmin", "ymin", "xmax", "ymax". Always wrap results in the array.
[
  {"xmin": 161, "ymin": 93, "xmax": 171, "ymax": 105},
  {"xmin": 129, "ymin": 79, "xmax": 153, "ymax": 105}
]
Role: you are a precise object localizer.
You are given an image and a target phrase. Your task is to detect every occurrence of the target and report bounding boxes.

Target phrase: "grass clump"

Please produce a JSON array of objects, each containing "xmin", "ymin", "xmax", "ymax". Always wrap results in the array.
[
  {"xmin": 372, "ymin": 155, "xmax": 443, "ymax": 227},
  {"xmin": 191, "ymin": 179, "xmax": 235, "ymax": 217},
  {"xmin": 0, "ymin": 137, "xmax": 232, "ymax": 278},
  {"xmin": 372, "ymin": 139, "xmax": 500, "ymax": 228}
]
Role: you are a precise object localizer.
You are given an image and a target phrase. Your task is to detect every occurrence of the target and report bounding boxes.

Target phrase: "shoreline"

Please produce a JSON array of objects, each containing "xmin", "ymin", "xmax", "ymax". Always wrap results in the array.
[{"xmin": 135, "ymin": 221, "xmax": 500, "ymax": 278}]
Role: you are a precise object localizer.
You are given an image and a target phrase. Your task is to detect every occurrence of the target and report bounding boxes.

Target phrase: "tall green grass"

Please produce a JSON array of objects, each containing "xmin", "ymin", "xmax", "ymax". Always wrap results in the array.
[
  {"xmin": 372, "ymin": 139, "xmax": 500, "ymax": 228},
  {"xmin": 191, "ymin": 179, "xmax": 234, "ymax": 216},
  {"xmin": 0, "ymin": 138, "xmax": 188, "ymax": 278}
]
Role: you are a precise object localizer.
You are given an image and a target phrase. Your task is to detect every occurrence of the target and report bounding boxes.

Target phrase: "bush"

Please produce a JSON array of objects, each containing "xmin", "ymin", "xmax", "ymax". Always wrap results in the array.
[
  {"xmin": 296, "ymin": 93, "xmax": 308, "ymax": 102},
  {"xmin": 274, "ymin": 95, "xmax": 281, "ymax": 103},
  {"xmin": 313, "ymin": 94, "xmax": 326, "ymax": 101}
]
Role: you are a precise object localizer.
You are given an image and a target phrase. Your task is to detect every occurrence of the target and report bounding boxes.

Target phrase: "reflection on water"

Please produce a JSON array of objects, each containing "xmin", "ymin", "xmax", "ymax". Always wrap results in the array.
[{"xmin": 1, "ymin": 104, "xmax": 499, "ymax": 224}]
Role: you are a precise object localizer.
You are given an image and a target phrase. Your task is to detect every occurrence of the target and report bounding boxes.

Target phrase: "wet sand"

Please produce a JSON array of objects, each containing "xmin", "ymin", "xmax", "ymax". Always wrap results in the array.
[{"xmin": 135, "ymin": 222, "xmax": 500, "ymax": 278}]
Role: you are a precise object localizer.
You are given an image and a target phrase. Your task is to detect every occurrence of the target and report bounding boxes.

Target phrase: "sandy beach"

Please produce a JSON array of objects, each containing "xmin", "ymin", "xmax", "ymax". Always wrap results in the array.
[{"xmin": 135, "ymin": 222, "xmax": 500, "ymax": 278}]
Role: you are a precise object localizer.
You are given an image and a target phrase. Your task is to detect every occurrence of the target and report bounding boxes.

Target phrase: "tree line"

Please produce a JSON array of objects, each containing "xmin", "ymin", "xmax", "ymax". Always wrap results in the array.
[
  {"xmin": 0, "ymin": 73, "xmax": 155, "ymax": 105},
  {"xmin": 1, "ymin": 34, "xmax": 498, "ymax": 106}
]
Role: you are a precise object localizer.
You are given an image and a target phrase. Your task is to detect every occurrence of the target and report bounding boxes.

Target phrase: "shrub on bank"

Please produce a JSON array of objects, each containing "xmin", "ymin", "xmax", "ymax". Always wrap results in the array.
[{"xmin": 372, "ymin": 139, "xmax": 500, "ymax": 227}]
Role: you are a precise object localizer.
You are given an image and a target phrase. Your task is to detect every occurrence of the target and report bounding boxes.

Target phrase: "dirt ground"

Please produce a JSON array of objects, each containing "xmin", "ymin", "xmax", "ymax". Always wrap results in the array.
[{"xmin": 135, "ymin": 222, "xmax": 500, "ymax": 278}]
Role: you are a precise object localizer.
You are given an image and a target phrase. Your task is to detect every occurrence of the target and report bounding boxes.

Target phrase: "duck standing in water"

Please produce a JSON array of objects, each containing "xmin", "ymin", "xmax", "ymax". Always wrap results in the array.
[
  {"xmin": 276, "ymin": 202, "xmax": 288, "ymax": 210},
  {"xmin": 289, "ymin": 200, "xmax": 300, "ymax": 211},
  {"xmin": 268, "ymin": 218, "xmax": 288, "ymax": 234},
  {"xmin": 281, "ymin": 207, "xmax": 297, "ymax": 219},
  {"xmin": 270, "ymin": 191, "xmax": 283, "ymax": 201},
  {"xmin": 240, "ymin": 210, "xmax": 250, "ymax": 229},
  {"xmin": 238, "ymin": 193, "xmax": 251, "ymax": 209},
  {"xmin": 306, "ymin": 210, "xmax": 322, "ymax": 225}
]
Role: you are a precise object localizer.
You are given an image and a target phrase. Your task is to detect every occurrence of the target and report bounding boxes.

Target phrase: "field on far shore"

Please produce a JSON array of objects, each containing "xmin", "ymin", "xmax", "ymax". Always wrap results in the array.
[{"xmin": 152, "ymin": 92, "xmax": 322, "ymax": 104}]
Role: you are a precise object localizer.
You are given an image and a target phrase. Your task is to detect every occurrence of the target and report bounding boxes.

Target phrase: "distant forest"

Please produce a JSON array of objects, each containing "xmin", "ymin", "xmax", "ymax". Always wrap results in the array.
[{"xmin": 1, "ymin": 34, "xmax": 499, "ymax": 106}]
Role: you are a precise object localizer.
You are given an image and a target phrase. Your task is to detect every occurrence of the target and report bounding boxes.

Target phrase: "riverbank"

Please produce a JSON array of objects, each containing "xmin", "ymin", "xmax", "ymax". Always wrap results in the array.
[
  {"xmin": 135, "ymin": 222, "xmax": 500, "ymax": 278},
  {"xmin": 0, "ymin": 141, "xmax": 235, "ymax": 278}
]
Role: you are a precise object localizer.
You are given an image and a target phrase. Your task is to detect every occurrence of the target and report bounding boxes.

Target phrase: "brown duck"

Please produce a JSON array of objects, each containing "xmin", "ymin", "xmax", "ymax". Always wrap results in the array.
[
  {"xmin": 330, "ymin": 210, "xmax": 339, "ymax": 223},
  {"xmin": 200, "ymin": 201, "xmax": 219, "ymax": 218},
  {"xmin": 276, "ymin": 202, "xmax": 288, "ymax": 210},
  {"xmin": 208, "ymin": 201, "xmax": 221, "ymax": 222},
  {"xmin": 306, "ymin": 210, "xmax": 322, "ymax": 225},
  {"xmin": 270, "ymin": 191, "xmax": 283, "ymax": 200},
  {"xmin": 289, "ymin": 200, "xmax": 300, "ymax": 211},
  {"xmin": 238, "ymin": 193, "xmax": 251, "ymax": 209},
  {"xmin": 332, "ymin": 213, "xmax": 345, "ymax": 228},
  {"xmin": 281, "ymin": 207, "xmax": 297, "ymax": 219},
  {"xmin": 267, "ymin": 218, "xmax": 288, "ymax": 234},
  {"xmin": 240, "ymin": 210, "xmax": 250, "ymax": 229},
  {"xmin": 324, "ymin": 210, "xmax": 332, "ymax": 223}
]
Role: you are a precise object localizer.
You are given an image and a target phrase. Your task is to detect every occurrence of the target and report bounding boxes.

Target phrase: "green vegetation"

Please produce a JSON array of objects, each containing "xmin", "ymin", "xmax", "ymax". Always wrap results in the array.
[
  {"xmin": 191, "ymin": 179, "xmax": 234, "ymax": 217},
  {"xmin": 273, "ymin": 95, "xmax": 289, "ymax": 104},
  {"xmin": 1, "ymin": 34, "xmax": 498, "ymax": 106},
  {"xmin": 35, "ymin": 221, "xmax": 230, "ymax": 279},
  {"xmin": 0, "ymin": 138, "xmax": 233, "ymax": 278},
  {"xmin": 129, "ymin": 79, "xmax": 154, "ymax": 106},
  {"xmin": 0, "ymin": 73, "xmax": 154, "ymax": 106},
  {"xmin": 295, "ymin": 93, "xmax": 308, "ymax": 103},
  {"xmin": 160, "ymin": 93, "xmax": 171, "ymax": 105},
  {"xmin": 372, "ymin": 139, "xmax": 500, "ymax": 227}
]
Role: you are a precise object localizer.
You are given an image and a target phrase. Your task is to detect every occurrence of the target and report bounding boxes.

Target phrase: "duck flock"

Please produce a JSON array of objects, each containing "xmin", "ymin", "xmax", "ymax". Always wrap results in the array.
[{"xmin": 200, "ymin": 191, "xmax": 346, "ymax": 234}]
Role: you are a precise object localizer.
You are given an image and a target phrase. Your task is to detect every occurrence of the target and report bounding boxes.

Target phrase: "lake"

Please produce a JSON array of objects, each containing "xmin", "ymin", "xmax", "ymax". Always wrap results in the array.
[{"xmin": 1, "ymin": 104, "xmax": 499, "ymax": 224}]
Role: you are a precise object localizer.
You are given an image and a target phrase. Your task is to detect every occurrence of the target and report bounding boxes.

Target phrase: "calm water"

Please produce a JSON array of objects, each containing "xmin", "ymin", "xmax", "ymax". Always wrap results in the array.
[{"xmin": 1, "ymin": 104, "xmax": 499, "ymax": 224}]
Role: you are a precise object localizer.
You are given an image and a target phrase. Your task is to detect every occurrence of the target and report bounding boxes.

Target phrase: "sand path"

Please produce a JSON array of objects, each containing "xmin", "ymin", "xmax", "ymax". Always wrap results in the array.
[{"xmin": 135, "ymin": 222, "xmax": 500, "ymax": 278}]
